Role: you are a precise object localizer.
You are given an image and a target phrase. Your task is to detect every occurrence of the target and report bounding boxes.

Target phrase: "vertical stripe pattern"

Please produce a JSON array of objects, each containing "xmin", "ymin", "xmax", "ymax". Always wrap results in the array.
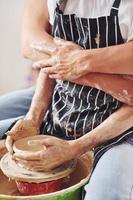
[{"xmin": 42, "ymin": 0, "xmax": 133, "ymax": 155}]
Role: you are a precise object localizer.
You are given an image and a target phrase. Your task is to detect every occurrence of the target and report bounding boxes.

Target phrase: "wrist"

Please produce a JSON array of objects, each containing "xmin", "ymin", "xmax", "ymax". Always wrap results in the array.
[
  {"xmin": 69, "ymin": 138, "xmax": 89, "ymax": 159},
  {"xmin": 70, "ymin": 134, "xmax": 95, "ymax": 158},
  {"xmin": 80, "ymin": 50, "xmax": 93, "ymax": 74},
  {"xmin": 24, "ymin": 114, "xmax": 40, "ymax": 130}
]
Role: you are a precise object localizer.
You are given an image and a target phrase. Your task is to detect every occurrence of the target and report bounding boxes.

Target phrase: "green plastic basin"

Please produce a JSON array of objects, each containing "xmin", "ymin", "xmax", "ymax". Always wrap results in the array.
[{"xmin": 0, "ymin": 154, "xmax": 92, "ymax": 200}]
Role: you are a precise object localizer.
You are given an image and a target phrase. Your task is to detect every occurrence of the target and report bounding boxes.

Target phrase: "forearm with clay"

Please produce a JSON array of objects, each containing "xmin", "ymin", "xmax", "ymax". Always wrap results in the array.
[
  {"xmin": 69, "ymin": 43, "xmax": 133, "ymax": 105},
  {"xmin": 25, "ymin": 70, "xmax": 55, "ymax": 128},
  {"xmin": 21, "ymin": 0, "xmax": 55, "ymax": 62},
  {"xmin": 22, "ymin": 0, "xmax": 56, "ymax": 127},
  {"xmin": 88, "ymin": 41, "xmax": 133, "ymax": 75},
  {"xmin": 74, "ymin": 104, "xmax": 133, "ymax": 156},
  {"xmin": 23, "ymin": 31, "xmax": 56, "ymax": 128},
  {"xmin": 33, "ymin": 39, "xmax": 133, "ymax": 105},
  {"xmin": 70, "ymin": 42, "xmax": 133, "ymax": 105},
  {"xmin": 74, "ymin": 73, "xmax": 133, "ymax": 105}
]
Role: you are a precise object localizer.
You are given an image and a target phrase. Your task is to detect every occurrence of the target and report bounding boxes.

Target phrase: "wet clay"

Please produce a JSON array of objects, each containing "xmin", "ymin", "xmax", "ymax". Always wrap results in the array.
[
  {"xmin": 1, "ymin": 135, "xmax": 78, "ymax": 189},
  {"xmin": 13, "ymin": 135, "xmax": 46, "ymax": 153}
]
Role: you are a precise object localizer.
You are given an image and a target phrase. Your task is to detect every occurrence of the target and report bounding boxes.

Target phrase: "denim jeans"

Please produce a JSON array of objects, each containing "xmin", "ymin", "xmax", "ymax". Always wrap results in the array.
[
  {"xmin": 84, "ymin": 141, "xmax": 133, "ymax": 200},
  {"xmin": 0, "ymin": 87, "xmax": 35, "ymax": 139}
]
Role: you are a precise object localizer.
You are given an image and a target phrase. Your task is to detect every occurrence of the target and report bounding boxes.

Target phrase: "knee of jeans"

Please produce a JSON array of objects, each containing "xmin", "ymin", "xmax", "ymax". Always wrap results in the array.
[
  {"xmin": 84, "ymin": 174, "xmax": 129, "ymax": 200},
  {"xmin": 84, "ymin": 184, "xmax": 127, "ymax": 200},
  {"xmin": 84, "ymin": 144, "xmax": 133, "ymax": 200}
]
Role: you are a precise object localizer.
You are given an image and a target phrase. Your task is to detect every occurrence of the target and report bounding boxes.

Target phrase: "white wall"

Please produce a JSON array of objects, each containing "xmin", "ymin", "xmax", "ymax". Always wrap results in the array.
[{"xmin": 0, "ymin": 0, "xmax": 29, "ymax": 95}]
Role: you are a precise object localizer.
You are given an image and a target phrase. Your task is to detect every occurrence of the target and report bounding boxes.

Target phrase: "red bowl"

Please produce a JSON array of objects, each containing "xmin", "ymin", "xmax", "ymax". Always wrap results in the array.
[{"xmin": 16, "ymin": 179, "xmax": 63, "ymax": 196}]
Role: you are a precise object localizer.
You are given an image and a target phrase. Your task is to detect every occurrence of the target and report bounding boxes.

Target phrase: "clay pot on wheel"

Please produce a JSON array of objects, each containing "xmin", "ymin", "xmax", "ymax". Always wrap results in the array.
[{"xmin": 1, "ymin": 135, "xmax": 76, "ymax": 196}]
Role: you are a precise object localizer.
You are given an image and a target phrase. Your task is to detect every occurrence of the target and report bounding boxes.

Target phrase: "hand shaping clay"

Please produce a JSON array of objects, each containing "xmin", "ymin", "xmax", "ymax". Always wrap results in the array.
[
  {"xmin": 0, "ymin": 135, "xmax": 77, "ymax": 195},
  {"xmin": 1, "ymin": 135, "xmax": 77, "ymax": 182}
]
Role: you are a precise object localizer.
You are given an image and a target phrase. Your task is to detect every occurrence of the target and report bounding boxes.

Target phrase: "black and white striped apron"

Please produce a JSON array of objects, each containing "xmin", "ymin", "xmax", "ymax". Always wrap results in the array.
[{"xmin": 42, "ymin": 0, "xmax": 133, "ymax": 167}]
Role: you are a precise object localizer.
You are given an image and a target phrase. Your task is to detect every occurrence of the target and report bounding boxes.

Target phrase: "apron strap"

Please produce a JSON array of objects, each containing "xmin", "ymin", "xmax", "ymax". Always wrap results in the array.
[
  {"xmin": 56, "ymin": 0, "xmax": 67, "ymax": 13},
  {"xmin": 110, "ymin": 0, "xmax": 121, "ymax": 16}
]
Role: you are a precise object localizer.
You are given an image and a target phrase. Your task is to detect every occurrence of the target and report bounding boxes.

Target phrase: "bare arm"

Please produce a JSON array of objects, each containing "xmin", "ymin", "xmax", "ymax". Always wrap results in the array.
[
  {"xmin": 26, "ymin": 69, "xmax": 55, "ymax": 127},
  {"xmin": 12, "ymin": 104, "xmax": 133, "ymax": 171},
  {"xmin": 22, "ymin": 0, "xmax": 55, "ymax": 61},
  {"xmin": 86, "ymin": 41, "xmax": 133, "ymax": 75},
  {"xmin": 33, "ymin": 40, "xmax": 133, "ymax": 105},
  {"xmin": 74, "ymin": 73, "xmax": 133, "ymax": 105},
  {"xmin": 9, "ymin": 1, "xmax": 133, "ymax": 168},
  {"xmin": 22, "ymin": 0, "xmax": 133, "ymax": 116},
  {"xmin": 75, "ymin": 104, "xmax": 133, "ymax": 156},
  {"xmin": 5, "ymin": 0, "xmax": 56, "ymax": 153},
  {"xmin": 22, "ymin": 0, "xmax": 56, "ymax": 127}
]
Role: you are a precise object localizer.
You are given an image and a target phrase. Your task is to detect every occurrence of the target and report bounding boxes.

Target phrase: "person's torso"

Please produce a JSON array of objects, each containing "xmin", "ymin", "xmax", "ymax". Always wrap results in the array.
[
  {"xmin": 42, "ymin": 0, "xmax": 131, "ymax": 140},
  {"xmin": 47, "ymin": 0, "xmax": 133, "ymax": 42}
]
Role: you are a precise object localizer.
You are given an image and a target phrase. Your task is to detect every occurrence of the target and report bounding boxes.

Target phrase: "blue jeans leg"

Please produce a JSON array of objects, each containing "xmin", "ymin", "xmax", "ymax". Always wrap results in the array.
[
  {"xmin": 0, "ymin": 87, "xmax": 35, "ymax": 120},
  {"xmin": 0, "ymin": 87, "xmax": 35, "ymax": 139},
  {"xmin": 84, "ymin": 142, "xmax": 133, "ymax": 200}
]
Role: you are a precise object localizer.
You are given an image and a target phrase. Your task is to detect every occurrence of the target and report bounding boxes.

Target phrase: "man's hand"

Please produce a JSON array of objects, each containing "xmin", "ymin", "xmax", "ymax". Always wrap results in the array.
[
  {"xmin": 12, "ymin": 136, "xmax": 80, "ymax": 172},
  {"xmin": 32, "ymin": 38, "xmax": 91, "ymax": 81},
  {"xmin": 5, "ymin": 119, "xmax": 40, "ymax": 154}
]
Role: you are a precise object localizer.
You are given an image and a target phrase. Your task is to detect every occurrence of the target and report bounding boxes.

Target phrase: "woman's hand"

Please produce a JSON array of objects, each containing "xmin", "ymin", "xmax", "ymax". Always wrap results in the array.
[
  {"xmin": 12, "ymin": 136, "xmax": 80, "ymax": 172},
  {"xmin": 5, "ymin": 119, "xmax": 40, "ymax": 154},
  {"xmin": 32, "ymin": 38, "xmax": 92, "ymax": 81}
]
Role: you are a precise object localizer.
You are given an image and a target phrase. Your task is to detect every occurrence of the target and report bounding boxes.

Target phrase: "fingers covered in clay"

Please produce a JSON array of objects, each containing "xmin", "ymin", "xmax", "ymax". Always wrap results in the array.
[
  {"xmin": 31, "ymin": 42, "xmax": 57, "ymax": 55},
  {"xmin": 32, "ymin": 38, "xmax": 84, "ymax": 81},
  {"xmin": 12, "ymin": 149, "xmax": 51, "ymax": 163},
  {"xmin": 12, "ymin": 151, "xmax": 42, "ymax": 161},
  {"xmin": 13, "ymin": 158, "xmax": 53, "ymax": 172},
  {"xmin": 12, "ymin": 149, "xmax": 63, "ymax": 171},
  {"xmin": 5, "ymin": 119, "xmax": 40, "ymax": 153},
  {"xmin": 32, "ymin": 57, "xmax": 56, "ymax": 69},
  {"xmin": 9, "ymin": 119, "xmax": 39, "ymax": 140},
  {"xmin": 12, "ymin": 136, "xmax": 78, "ymax": 172},
  {"xmin": 13, "ymin": 155, "xmax": 64, "ymax": 172}
]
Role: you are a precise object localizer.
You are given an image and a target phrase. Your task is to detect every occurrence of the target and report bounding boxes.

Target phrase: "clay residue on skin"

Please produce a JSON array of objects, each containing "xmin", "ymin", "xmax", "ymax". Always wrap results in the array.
[
  {"xmin": 121, "ymin": 89, "xmax": 132, "ymax": 104},
  {"xmin": 122, "ymin": 75, "xmax": 133, "ymax": 81},
  {"xmin": 118, "ymin": 92, "xmax": 132, "ymax": 105},
  {"xmin": 123, "ymin": 89, "xmax": 128, "ymax": 96},
  {"xmin": 94, "ymin": 84, "xmax": 102, "ymax": 90},
  {"xmin": 108, "ymin": 88, "xmax": 133, "ymax": 105},
  {"xmin": 31, "ymin": 42, "xmax": 57, "ymax": 53}
]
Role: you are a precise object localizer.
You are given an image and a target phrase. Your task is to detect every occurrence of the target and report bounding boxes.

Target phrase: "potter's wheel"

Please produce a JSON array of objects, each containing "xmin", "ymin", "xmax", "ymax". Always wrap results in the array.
[
  {"xmin": 0, "ymin": 135, "xmax": 76, "ymax": 183},
  {"xmin": 0, "ymin": 153, "xmax": 76, "ymax": 183}
]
